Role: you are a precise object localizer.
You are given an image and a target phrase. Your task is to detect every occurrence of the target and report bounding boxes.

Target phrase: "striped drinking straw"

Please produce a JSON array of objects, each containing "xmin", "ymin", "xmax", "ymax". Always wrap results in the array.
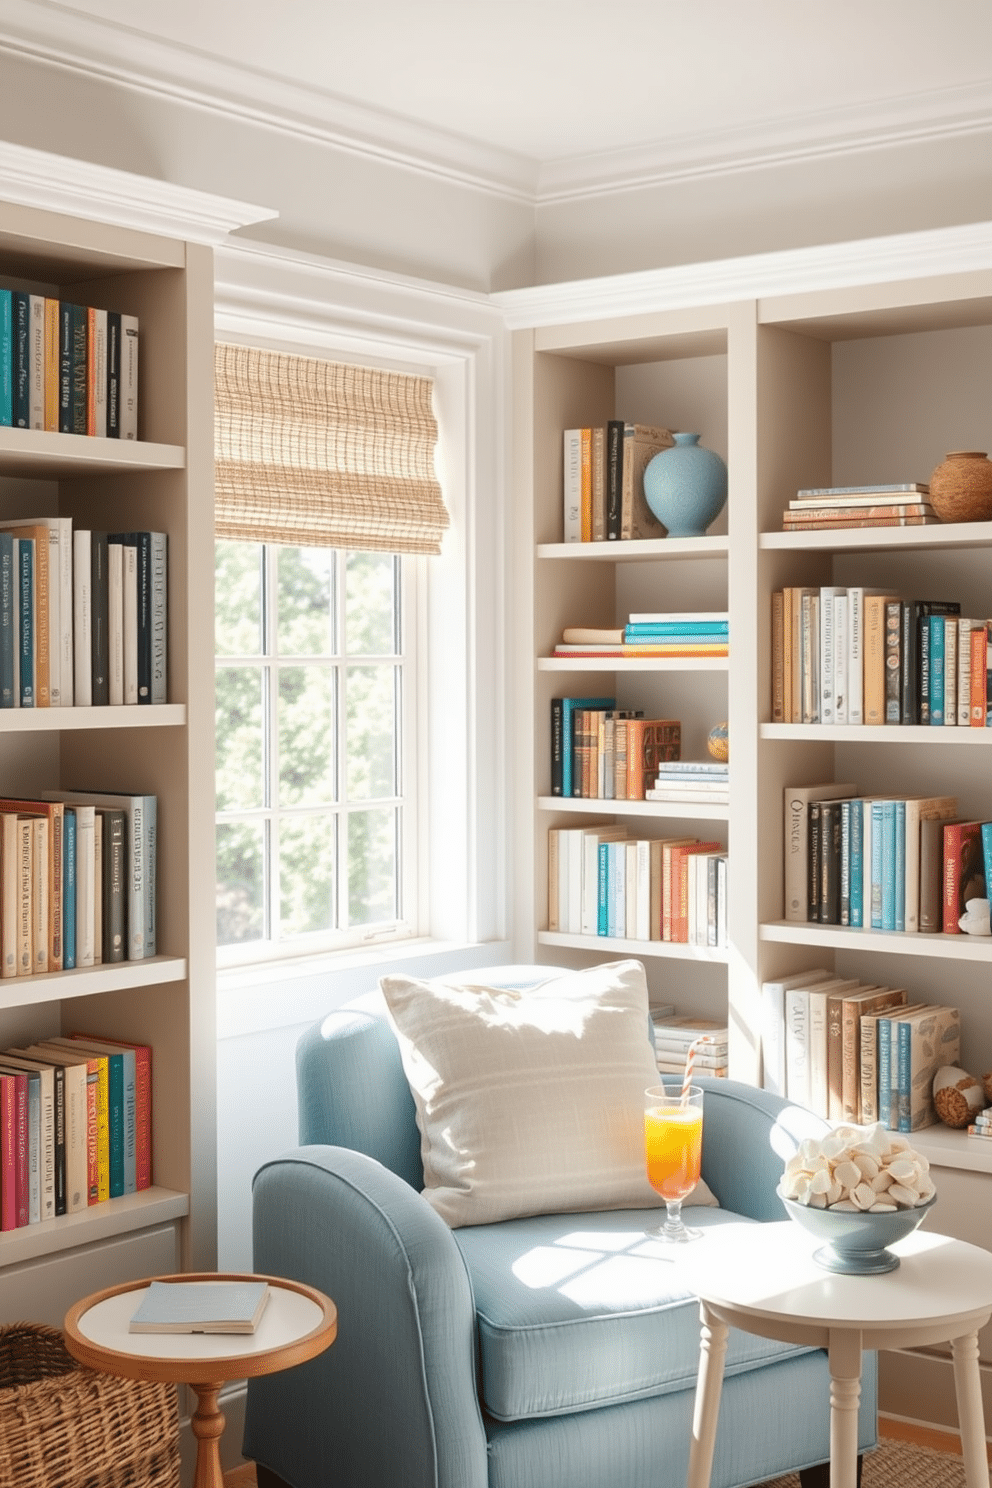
[{"xmin": 680, "ymin": 1035, "xmax": 714, "ymax": 1105}]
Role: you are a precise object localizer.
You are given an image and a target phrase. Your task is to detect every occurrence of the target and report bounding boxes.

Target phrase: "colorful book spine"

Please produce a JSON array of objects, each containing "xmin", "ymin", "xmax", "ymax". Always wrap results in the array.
[
  {"xmin": 17, "ymin": 538, "xmax": 34, "ymax": 708},
  {"xmin": 928, "ymin": 614, "xmax": 945, "ymax": 725},
  {"xmin": 0, "ymin": 290, "xmax": 12, "ymax": 426},
  {"xmin": 0, "ymin": 534, "xmax": 14, "ymax": 708},
  {"xmin": 11, "ymin": 291, "xmax": 30, "ymax": 429},
  {"xmin": 849, "ymin": 801, "xmax": 864, "ymax": 928}
]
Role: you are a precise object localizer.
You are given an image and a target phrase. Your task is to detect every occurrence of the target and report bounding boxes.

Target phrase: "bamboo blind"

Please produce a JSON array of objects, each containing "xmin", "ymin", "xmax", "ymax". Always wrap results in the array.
[{"xmin": 214, "ymin": 343, "xmax": 449, "ymax": 554}]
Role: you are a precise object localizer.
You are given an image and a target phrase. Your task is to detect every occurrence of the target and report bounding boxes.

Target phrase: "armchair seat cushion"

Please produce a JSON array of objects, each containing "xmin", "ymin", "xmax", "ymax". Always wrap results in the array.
[{"xmin": 454, "ymin": 1206, "xmax": 815, "ymax": 1423}]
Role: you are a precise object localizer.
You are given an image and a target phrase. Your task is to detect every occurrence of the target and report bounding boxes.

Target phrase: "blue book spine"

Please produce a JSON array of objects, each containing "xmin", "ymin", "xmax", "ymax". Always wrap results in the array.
[
  {"xmin": 609, "ymin": 841, "xmax": 625, "ymax": 938},
  {"xmin": 896, "ymin": 1019, "xmax": 913, "ymax": 1133},
  {"xmin": 12, "ymin": 291, "xmax": 30, "ymax": 429},
  {"xmin": 17, "ymin": 539, "xmax": 34, "ymax": 707},
  {"xmin": 0, "ymin": 289, "xmax": 12, "ymax": 426},
  {"xmin": 0, "ymin": 534, "xmax": 14, "ymax": 708},
  {"xmin": 624, "ymin": 622, "xmax": 729, "ymax": 637},
  {"xmin": 894, "ymin": 800, "xmax": 906, "ymax": 932},
  {"xmin": 62, "ymin": 809, "xmax": 76, "ymax": 970},
  {"xmin": 870, "ymin": 801, "xmax": 885, "ymax": 929},
  {"xmin": 982, "ymin": 822, "xmax": 992, "ymax": 936},
  {"xmin": 929, "ymin": 614, "xmax": 945, "ymax": 724},
  {"xmin": 597, "ymin": 843, "xmax": 609, "ymax": 936},
  {"xmin": 918, "ymin": 616, "xmax": 931, "ymax": 724},
  {"xmin": 880, "ymin": 800, "xmax": 897, "ymax": 931},
  {"xmin": 849, "ymin": 800, "xmax": 864, "ymax": 928},
  {"xmin": 877, "ymin": 1016, "xmax": 893, "ymax": 1128},
  {"xmin": 559, "ymin": 696, "xmax": 615, "ymax": 799}
]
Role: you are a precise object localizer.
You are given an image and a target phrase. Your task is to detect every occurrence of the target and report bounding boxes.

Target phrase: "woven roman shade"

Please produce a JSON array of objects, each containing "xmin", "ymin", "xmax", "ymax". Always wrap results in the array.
[{"xmin": 214, "ymin": 342, "xmax": 449, "ymax": 554}]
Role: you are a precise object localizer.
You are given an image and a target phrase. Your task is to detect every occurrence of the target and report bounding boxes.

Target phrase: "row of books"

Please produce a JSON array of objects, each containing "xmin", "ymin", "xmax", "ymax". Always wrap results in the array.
[
  {"xmin": 781, "ymin": 482, "xmax": 937, "ymax": 532},
  {"xmin": 551, "ymin": 697, "xmax": 681, "ymax": 800},
  {"xmin": 646, "ymin": 760, "xmax": 729, "ymax": 806},
  {"xmin": 554, "ymin": 611, "xmax": 729, "ymax": 660},
  {"xmin": 0, "ymin": 291, "xmax": 138, "ymax": 439},
  {"xmin": 563, "ymin": 423, "xmax": 673, "ymax": 543},
  {"xmin": 0, "ymin": 792, "xmax": 157, "ymax": 977},
  {"xmin": 548, "ymin": 827, "xmax": 728, "ymax": 945},
  {"xmin": 761, "ymin": 972, "xmax": 959, "ymax": 1133},
  {"xmin": 0, "ymin": 521, "xmax": 167, "ymax": 707},
  {"xmin": 784, "ymin": 783, "xmax": 991, "ymax": 935},
  {"xmin": 652, "ymin": 1014, "xmax": 729, "ymax": 1079},
  {"xmin": 771, "ymin": 586, "xmax": 992, "ymax": 727},
  {"xmin": 0, "ymin": 1031, "xmax": 151, "ymax": 1230}
]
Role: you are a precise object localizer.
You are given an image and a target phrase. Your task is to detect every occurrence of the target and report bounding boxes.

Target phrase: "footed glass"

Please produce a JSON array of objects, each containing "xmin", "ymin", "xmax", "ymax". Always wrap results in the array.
[{"xmin": 644, "ymin": 1084, "xmax": 704, "ymax": 1242}]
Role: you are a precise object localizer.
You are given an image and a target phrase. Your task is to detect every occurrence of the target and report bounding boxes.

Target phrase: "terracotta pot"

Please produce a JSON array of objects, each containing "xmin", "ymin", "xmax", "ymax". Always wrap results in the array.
[{"xmin": 928, "ymin": 450, "xmax": 992, "ymax": 523}]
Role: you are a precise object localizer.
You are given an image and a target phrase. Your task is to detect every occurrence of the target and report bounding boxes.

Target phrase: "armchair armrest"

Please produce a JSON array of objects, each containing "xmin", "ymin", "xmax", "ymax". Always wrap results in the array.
[
  {"xmin": 696, "ymin": 1077, "xmax": 830, "ymax": 1223},
  {"xmin": 244, "ymin": 1146, "xmax": 489, "ymax": 1488}
]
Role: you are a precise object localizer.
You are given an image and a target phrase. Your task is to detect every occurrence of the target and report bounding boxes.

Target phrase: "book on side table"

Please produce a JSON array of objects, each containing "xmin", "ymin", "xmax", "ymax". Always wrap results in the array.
[{"xmin": 129, "ymin": 1278, "xmax": 270, "ymax": 1335}]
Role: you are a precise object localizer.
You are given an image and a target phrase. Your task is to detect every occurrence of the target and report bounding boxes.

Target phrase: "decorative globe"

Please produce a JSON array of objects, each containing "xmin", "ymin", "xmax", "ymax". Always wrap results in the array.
[
  {"xmin": 643, "ymin": 433, "xmax": 728, "ymax": 538},
  {"xmin": 707, "ymin": 722, "xmax": 729, "ymax": 762},
  {"xmin": 777, "ymin": 1188, "xmax": 936, "ymax": 1274}
]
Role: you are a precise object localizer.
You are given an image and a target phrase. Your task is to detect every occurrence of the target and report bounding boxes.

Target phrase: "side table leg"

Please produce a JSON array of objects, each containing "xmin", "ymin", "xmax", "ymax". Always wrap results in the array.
[
  {"xmin": 190, "ymin": 1381, "xmax": 227, "ymax": 1488},
  {"xmin": 687, "ymin": 1303, "xmax": 729, "ymax": 1488},
  {"xmin": 827, "ymin": 1330, "xmax": 862, "ymax": 1488},
  {"xmin": 950, "ymin": 1333, "xmax": 991, "ymax": 1488}
]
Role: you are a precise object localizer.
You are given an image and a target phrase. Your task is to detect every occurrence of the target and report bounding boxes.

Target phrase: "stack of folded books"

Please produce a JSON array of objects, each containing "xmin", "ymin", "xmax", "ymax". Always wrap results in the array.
[
  {"xmin": 553, "ymin": 612, "xmax": 728, "ymax": 658},
  {"xmin": 646, "ymin": 760, "xmax": 728, "ymax": 803},
  {"xmin": 652, "ymin": 1015, "xmax": 729, "ymax": 1079},
  {"xmin": 782, "ymin": 483, "xmax": 937, "ymax": 531},
  {"xmin": 968, "ymin": 1109, "xmax": 992, "ymax": 1141}
]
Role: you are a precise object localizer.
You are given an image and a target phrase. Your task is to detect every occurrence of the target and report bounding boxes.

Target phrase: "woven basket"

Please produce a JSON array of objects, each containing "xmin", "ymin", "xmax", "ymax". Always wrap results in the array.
[{"xmin": 0, "ymin": 1322, "xmax": 181, "ymax": 1488}]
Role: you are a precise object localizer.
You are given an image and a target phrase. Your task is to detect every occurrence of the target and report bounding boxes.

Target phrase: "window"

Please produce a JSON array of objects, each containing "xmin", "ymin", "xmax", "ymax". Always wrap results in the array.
[{"xmin": 216, "ymin": 541, "xmax": 416, "ymax": 960}]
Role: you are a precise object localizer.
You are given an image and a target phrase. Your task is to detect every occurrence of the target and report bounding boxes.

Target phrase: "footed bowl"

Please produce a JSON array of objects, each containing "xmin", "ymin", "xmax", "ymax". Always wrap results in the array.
[{"xmin": 777, "ymin": 1186, "xmax": 936, "ymax": 1274}]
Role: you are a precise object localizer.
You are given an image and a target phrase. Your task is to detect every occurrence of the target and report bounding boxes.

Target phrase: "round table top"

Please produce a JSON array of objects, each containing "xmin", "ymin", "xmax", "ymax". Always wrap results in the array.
[
  {"xmin": 64, "ymin": 1272, "xmax": 337, "ymax": 1385},
  {"xmin": 678, "ymin": 1222, "xmax": 992, "ymax": 1333}
]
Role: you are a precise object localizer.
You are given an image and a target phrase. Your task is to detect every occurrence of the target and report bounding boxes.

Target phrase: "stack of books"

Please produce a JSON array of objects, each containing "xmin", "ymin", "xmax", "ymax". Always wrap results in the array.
[
  {"xmin": 968, "ymin": 1110, "xmax": 992, "ymax": 1142},
  {"xmin": 784, "ymin": 784, "xmax": 991, "ymax": 935},
  {"xmin": 0, "ymin": 291, "xmax": 138, "ymax": 438},
  {"xmin": 548, "ymin": 827, "xmax": 728, "ymax": 945},
  {"xmin": 0, "ymin": 522, "xmax": 168, "ymax": 709},
  {"xmin": 652, "ymin": 1015, "xmax": 729, "ymax": 1079},
  {"xmin": 563, "ymin": 423, "xmax": 673, "ymax": 543},
  {"xmin": 0, "ymin": 1031, "xmax": 152, "ymax": 1229},
  {"xmin": 781, "ymin": 483, "xmax": 937, "ymax": 532},
  {"xmin": 553, "ymin": 610, "xmax": 728, "ymax": 660},
  {"xmin": 761, "ymin": 971, "xmax": 959, "ymax": 1131},
  {"xmin": 550, "ymin": 696, "xmax": 681, "ymax": 800},
  {"xmin": 770, "ymin": 587, "xmax": 991, "ymax": 726},
  {"xmin": 646, "ymin": 760, "xmax": 729, "ymax": 805}
]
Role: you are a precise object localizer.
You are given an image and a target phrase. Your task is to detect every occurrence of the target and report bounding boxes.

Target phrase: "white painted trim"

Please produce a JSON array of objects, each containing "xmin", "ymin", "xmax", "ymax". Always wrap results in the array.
[
  {"xmin": 538, "ymin": 78, "xmax": 992, "ymax": 203},
  {"xmin": 0, "ymin": 140, "xmax": 276, "ymax": 242},
  {"xmin": 1, "ymin": 2, "xmax": 989, "ymax": 207},
  {"xmin": 491, "ymin": 220, "xmax": 992, "ymax": 329}
]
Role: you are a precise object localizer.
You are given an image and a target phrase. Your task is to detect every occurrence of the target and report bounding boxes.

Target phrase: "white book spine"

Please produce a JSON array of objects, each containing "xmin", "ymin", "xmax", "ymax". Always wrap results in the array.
[
  {"xmin": 563, "ymin": 429, "xmax": 582, "ymax": 543},
  {"xmin": 108, "ymin": 540, "xmax": 124, "ymax": 707},
  {"xmin": 807, "ymin": 990, "xmax": 829, "ymax": 1118},
  {"xmin": 943, "ymin": 616, "xmax": 957, "ymax": 725},
  {"xmin": 635, "ymin": 838, "xmax": 651, "ymax": 942},
  {"xmin": 120, "ymin": 315, "xmax": 139, "ymax": 439},
  {"xmin": 92, "ymin": 308, "xmax": 108, "ymax": 438},
  {"xmin": 624, "ymin": 841, "xmax": 638, "ymax": 940},
  {"xmin": 57, "ymin": 519, "xmax": 73, "ymax": 707},
  {"xmin": 73, "ymin": 529, "xmax": 92, "ymax": 707},
  {"xmin": 957, "ymin": 618, "xmax": 974, "ymax": 726},
  {"xmin": 785, "ymin": 988, "xmax": 810, "ymax": 1108},
  {"xmin": 848, "ymin": 588, "xmax": 864, "ymax": 725},
  {"xmin": 833, "ymin": 594, "xmax": 848, "ymax": 724},
  {"xmin": 819, "ymin": 587, "xmax": 837, "ymax": 724},
  {"xmin": 716, "ymin": 856, "xmax": 727, "ymax": 947},
  {"xmin": 74, "ymin": 806, "xmax": 95, "ymax": 968},
  {"xmin": 29, "ymin": 295, "xmax": 45, "ymax": 429}
]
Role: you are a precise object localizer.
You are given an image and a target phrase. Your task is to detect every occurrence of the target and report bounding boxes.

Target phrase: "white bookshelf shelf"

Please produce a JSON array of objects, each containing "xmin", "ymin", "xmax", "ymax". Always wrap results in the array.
[
  {"xmin": 540, "ymin": 656, "xmax": 729, "ymax": 673},
  {"xmin": 0, "ymin": 1187, "xmax": 190, "ymax": 1267},
  {"xmin": 539, "ymin": 930, "xmax": 729, "ymax": 962},
  {"xmin": 0, "ymin": 705, "xmax": 186, "ymax": 731},
  {"xmin": 0, "ymin": 956, "xmax": 189, "ymax": 1010},
  {"xmin": 761, "ymin": 521, "xmax": 992, "ymax": 553},
  {"xmin": 0, "ymin": 427, "xmax": 185, "ymax": 478},
  {"xmin": 760, "ymin": 723, "xmax": 991, "ymax": 745},
  {"xmin": 538, "ymin": 536, "xmax": 729, "ymax": 562},
  {"xmin": 538, "ymin": 794, "xmax": 729, "ymax": 821},
  {"xmin": 760, "ymin": 921, "xmax": 992, "ymax": 961}
]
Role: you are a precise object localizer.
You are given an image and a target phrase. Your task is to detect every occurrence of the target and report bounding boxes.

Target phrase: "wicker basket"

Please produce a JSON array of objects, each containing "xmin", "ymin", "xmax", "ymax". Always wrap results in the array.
[{"xmin": 0, "ymin": 1322, "xmax": 181, "ymax": 1488}]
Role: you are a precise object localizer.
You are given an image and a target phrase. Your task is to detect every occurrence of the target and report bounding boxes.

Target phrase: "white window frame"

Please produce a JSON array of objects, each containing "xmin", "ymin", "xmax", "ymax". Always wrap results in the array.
[{"xmin": 213, "ymin": 239, "xmax": 510, "ymax": 1028}]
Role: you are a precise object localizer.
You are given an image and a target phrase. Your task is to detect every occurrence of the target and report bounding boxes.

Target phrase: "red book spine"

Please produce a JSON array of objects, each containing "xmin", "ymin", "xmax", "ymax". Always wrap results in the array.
[
  {"xmin": 942, "ymin": 821, "xmax": 982, "ymax": 934},
  {"xmin": 84, "ymin": 1062, "xmax": 99, "ymax": 1204},
  {"xmin": 0, "ymin": 1075, "xmax": 16, "ymax": 1230}
]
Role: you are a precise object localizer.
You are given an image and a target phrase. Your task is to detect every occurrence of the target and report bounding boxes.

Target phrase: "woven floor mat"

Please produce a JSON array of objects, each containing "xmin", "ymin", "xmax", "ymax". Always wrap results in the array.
[{"xmin": 761, "ymin": 1436, "xmax": 967, "ymax": 1487}]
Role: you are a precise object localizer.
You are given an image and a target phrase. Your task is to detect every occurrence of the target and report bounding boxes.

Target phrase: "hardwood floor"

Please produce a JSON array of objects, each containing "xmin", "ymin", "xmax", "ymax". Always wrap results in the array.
[{"xmin": 224, "ymin": 1468, "xmax": 258, "ymax": 1487}]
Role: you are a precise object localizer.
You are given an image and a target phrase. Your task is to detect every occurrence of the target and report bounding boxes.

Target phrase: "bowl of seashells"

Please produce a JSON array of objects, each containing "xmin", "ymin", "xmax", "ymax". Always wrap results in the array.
[{"xmin": 777, "ymin": 1122, "xmax": 936, "ymax": 1274}]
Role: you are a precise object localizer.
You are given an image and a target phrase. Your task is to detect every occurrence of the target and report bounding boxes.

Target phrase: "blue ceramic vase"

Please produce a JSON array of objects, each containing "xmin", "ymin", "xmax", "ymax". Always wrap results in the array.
[{"xmin": 643, "ymin": 432, "xmax": 728, "ymax": 538}]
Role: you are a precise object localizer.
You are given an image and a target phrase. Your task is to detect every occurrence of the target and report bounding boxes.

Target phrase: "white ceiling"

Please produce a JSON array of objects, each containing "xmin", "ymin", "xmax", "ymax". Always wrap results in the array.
[{"xmin": 8, "ymin": 0, "xmax": 992, "ymax": 198}]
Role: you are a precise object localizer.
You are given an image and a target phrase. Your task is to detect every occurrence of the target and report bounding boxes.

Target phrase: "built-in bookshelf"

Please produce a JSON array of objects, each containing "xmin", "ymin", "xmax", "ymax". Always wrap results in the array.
[
  {"xmin": 0, "ymin": 174, "xmax": 268, "ymax": 1324},
  {"xmin": 499, "ymin": 241, "xmax": 992, "ymax": 1430}
]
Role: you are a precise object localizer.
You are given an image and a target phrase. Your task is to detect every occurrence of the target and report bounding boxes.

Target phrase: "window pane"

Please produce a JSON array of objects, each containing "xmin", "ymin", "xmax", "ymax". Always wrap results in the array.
[
  {"xmin": 278, "ymin": 547, "xmax": 334, "ymax": 657},
  {"xmin": 216, "ymin": 667, "xmax": 265, "ymax": 811},
  {"xmin": 346, "ymin": 552, "xmax": 396, "ymax": 656},
  {"xmin": 278, "ymin": 665, "xmax": 337, "ymax": 806},
  {"xmin": 346, "ymin": 664, "xmax": 397, "ymax": 800},
  {"xmin": 216, "ymin": 541, "xmax": 262, "ymax": 656},
  {"xmin": 280, "ymin": 814, "xmax": 336, "ymax": 937},
  {"xmin": 217, "ymin": 820, "xmax": 265, "ymax": 945},
  {"xmin": 347, "ymin": 808, "xmax": 397, "ymax": 927}
]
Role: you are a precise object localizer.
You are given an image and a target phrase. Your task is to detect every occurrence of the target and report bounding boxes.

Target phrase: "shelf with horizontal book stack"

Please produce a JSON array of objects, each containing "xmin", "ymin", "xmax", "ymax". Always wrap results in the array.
[{"xmin": 0, "ymin": 185, "xmax": 230, "ymax": 1318}]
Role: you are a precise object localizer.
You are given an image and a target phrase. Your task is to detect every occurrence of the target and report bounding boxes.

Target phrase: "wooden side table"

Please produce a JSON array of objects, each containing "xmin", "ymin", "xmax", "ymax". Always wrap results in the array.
[
  {"xmin": 64, "ymin": 1272, "xmax": 337, "ymax": 1488},
  {"xmin": 680, "ymin": 1222, "xmax": 992, "ymax": 1488}
]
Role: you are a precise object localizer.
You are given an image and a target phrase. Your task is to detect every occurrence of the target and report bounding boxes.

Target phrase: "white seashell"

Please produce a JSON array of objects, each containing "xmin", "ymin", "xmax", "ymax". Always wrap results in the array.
[
  {"xmin": 827, "ymin": 1179, "xmax": 844, "ymax": 1205},
  {"xmin": 871, "ymin": 1171, "xmax": 895, "ymax": 1191},
  {"xmin": 808, "ymin": 1190, "xmax": 828, "ymax": 1208},
  {"xmin": 851, "ymin": 1183, "xmax": 876, "ymax": 1210},
  {"xmin": 916, "ymin": 1178, "xmax": 936, "ymax": 1203},
  {"xmin": 833, "ymin": 1160, "xmax": 862, "ymax": 1189},
  {"xmin": 888, "ymin": 1158, "xmax": 919, "ymax": 1183},
  {"xmin": 888, "ymin": 1182, "xmax": 920, "ymax": 1207},
  {"xmin": 830, "ymin": 1200, "xmax": 860, "ymax": 1211},
  {"xmin": 868, "ymin": 1201, "xmax": 898, "ymax": 1213},
  {"xmin": 820, "ymin": 1132, "xmax": 850, "ymax": 1160},
  {"xmin": 810, "ymin": 1168, "xmax": 833, "ymax": 1194},
  {"xmin": 852, "ymin": 1152, "xmax": 880, "ymax": 1180}
]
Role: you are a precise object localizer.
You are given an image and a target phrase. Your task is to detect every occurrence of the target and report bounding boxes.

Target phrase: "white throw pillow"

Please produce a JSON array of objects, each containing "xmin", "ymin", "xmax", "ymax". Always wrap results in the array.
[{"xmin": 379, "ymin": 958, "xmax": 719, "ymax": 1227}]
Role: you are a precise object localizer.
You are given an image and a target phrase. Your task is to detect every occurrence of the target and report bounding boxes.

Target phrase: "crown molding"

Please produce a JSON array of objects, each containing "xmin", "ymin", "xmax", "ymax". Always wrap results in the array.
[
  {"xmin": 0, "ymin": 140, "xmax": 277, "ymax": 242},
  {"xmin": 538, "ymin": 79, "xmax": 992, "ymax": 203},
  {"xmin": 0, "ymin": 1, "xmax": 536, "ymax": 203},
  {"xmin": 491, "ymin": 221, "xmax": 992, "ymax": 329}
]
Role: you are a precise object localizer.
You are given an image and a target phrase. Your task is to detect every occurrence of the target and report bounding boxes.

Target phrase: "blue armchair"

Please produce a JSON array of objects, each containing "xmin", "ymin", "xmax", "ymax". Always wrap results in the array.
[{"xmin": 244, "ymin": 969, "xmax": 876, "ymax": 1488}]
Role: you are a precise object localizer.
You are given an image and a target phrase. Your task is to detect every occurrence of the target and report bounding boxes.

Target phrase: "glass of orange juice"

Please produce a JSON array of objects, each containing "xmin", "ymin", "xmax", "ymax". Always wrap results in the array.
[{"xmin": 644, "ymin": 1083, "xmax": 704, "ymax": 1242}]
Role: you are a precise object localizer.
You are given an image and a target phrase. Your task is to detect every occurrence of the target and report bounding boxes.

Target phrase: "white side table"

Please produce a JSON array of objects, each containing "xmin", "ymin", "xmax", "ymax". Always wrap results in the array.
[{"xmin": 680, "ymin": 1222, "xmax": 992, "ymax": 1488}]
